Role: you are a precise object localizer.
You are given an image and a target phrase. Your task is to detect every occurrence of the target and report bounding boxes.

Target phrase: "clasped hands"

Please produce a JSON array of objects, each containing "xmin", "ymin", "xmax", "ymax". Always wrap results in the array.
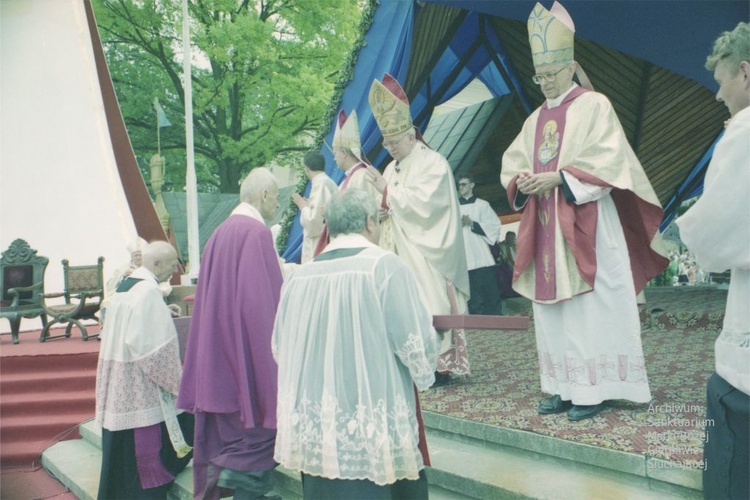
[
  {"xmin": 291, "ymin": 193, "xmax": 309, "ymax": 210},
  {"xmin": 516, "ymin": 172, "xmax": 562, "ymax": 196}
]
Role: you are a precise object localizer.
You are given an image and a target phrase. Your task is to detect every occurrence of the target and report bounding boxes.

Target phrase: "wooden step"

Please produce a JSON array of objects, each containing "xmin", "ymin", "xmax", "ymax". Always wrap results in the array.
[
  {"xmin": 0, "ymin": 370, "xmax": 96, "ymax": 395},
  {"xmin": 1, "ymin": 392, "xmax": 95, "ymax": 418}
]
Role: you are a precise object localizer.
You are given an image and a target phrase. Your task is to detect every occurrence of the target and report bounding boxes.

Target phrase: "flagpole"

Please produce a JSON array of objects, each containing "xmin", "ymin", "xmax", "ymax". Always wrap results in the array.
[
  {"xmin": 182, "ymin": 0, "xmax": 200, "ymax": 278},
  {"xmin": 156, "ymin": 99, "xmax": 161, "ymax": 157}
]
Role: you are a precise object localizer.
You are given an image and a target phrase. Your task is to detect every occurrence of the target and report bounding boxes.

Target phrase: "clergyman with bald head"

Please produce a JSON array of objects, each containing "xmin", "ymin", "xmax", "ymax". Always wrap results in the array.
[
  {"xmin": 177, "ymin": 167, "xmax": 284, "ymax": 499},
  {"xmin": 96, "ymin": 240, "xmax": 194, "ymax": 498}
]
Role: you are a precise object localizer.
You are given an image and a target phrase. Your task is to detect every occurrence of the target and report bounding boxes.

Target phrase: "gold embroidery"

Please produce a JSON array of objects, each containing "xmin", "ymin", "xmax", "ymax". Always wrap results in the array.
[
  {"xmin": 537, "ymin": 120, "xmax": 560, "ymax": 166},
  {"xmin": 538, "ymin": 208, "xmax": 549, "ymax": 227},
  {"xmin": 543, "ymin": 252, "xmax": 551, "ymax": 282}
]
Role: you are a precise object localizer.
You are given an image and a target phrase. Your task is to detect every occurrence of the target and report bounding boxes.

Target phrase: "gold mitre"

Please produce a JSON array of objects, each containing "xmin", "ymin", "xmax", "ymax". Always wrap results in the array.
[
  {"xmin": 528, "ymin": 1, "xmax": 575, "ymax": 67},
  {"xmin": 332, "ymin": 109, "xmax": 361, "ymax": 152},
  {"xmin": 368, "ymin": 74, "xmax": 412, "ymax": 138}
]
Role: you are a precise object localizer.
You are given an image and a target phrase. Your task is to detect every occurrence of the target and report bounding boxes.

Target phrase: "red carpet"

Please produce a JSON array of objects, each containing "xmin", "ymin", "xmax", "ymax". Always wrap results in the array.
[
  {"xmin": 1, "ymin": 466, "xmax": 77, "ymax": 499},
  {"xmin": 0, "ymin": 288, "xmax": 724, "ymax": 496},
  {"xmin": 1, "ymin": 325, "xmax": 101, "ymax": 469}
]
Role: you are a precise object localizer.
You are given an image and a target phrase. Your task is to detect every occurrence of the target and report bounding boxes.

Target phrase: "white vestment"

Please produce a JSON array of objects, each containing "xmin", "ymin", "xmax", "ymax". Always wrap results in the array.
[
  {"xmin": 96, "ymin": 267, "xmax": 185, "ymax": 431},
  {"xmin": 344, "ymin": 162, "xmax": 381, "ymax": 198},
  {"xmin": 677, "ymin": 106, "xmax": 750, "ymax": 395},
  {"xmin": 380, "ymin": 143, "xmax": 469, "ymax": 312},
  {"xmin": 299, "ymin": 173, "xmax": 337, "ymax": 263},
  {"xmin": 380, "ymin": 142, "xmax": 470, "ymax": 374},
  {"xmin": 272, "ymin": 234, "xmax": 439, "ymax": 485},
  {"xmin": 502, "ymin": 86, "xmax": 659, "ymax": 404},
  {"xmin": 459, "ymin": 196, "xmax": 501, "ymax": 271},
  {"xmin": 532, "ymin": 193, "xmax": 650, "ymax": 404}
]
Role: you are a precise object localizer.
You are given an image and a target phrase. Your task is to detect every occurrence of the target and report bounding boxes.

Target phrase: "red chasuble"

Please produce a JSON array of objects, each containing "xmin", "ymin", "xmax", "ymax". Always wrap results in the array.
[
  {"xmin": 505, "ymin": 87, "xmax": 667, "ymax": 303},
  {"xmin": 531, "ymin": 87, "xmax": 587, "ymax": 299}
]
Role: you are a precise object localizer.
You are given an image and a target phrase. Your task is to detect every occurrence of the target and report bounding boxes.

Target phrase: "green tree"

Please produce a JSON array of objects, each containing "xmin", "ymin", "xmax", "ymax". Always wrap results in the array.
[{"xmin": 92, "ymin": 0, "xmax": 362, "ymax": 193}]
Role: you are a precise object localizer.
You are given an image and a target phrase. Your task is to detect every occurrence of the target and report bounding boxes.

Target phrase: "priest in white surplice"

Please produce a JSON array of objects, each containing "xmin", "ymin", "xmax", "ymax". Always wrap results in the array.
[
  {"xmin": 367, "ymin": 74, "xmax": 470, "ymax": 383},
  {"xmin": 273, "ymin": 188, "xmax": 439, "ymax": 499},
  {"xmin": 676, "ymin": 21, "xmax": 749, "ymax": 500},
  {"xmin": 292, "ymin": 151, "xmax": 336, "ymax": 263},
  {"xmin": 457, "ymin": 173, "xmax": 503, "ymax": 315},
  {"xmin": 96, "ymin": 241, "xmax": 193, "ymax": 499},
  {"xmin": 501, "ymin": 2, "xmax": 668, "ymax": 421}
]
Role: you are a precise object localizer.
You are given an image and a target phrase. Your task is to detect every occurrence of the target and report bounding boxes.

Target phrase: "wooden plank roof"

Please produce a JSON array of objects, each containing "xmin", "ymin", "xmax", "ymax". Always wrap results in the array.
[{"xmin": 404, "ymin": 4, "xmax": 729, "ymax": 214}]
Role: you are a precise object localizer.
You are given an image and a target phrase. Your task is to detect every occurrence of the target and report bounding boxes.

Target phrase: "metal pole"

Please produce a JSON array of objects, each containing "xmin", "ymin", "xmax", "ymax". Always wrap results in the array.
[{"xmin": 182, "ymin": 0, "xmax": 200, "ymax": 278}]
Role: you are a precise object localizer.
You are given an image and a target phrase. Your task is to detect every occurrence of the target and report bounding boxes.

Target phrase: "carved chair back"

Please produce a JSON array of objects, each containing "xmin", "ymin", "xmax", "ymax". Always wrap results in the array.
[
  {"xmin": 0, "ymin": 239, "xmax": 49, "ymax": 343},
  {"xmin": 62, "ymin": 257, "xmax": 104, "ymax": 306},
  {"xmin": 0, "ymin": 239, "xmax": 48, "ymax": 308}
]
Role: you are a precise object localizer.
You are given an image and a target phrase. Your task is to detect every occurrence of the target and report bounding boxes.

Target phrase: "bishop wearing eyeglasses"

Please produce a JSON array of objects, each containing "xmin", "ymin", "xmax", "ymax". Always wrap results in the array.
[{"xmin": 500, "ymin": 1, "xmax": 668, "ymax": 421}]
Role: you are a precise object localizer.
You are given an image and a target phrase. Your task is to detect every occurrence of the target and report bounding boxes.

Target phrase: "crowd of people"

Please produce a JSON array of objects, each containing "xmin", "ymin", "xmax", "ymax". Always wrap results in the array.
[
  {"xmin": 94, "ymin": 3, "xmax": 748, "ymax": 499},
  {"xmin": 667, "ymin": 250, "xmax": 711, "ymax": 286}
]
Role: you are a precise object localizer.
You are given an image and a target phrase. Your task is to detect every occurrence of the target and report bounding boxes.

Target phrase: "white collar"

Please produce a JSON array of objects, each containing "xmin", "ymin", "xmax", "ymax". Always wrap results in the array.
[
  {"xmin": 323, "ymin": 233, "xmax": 378, "ymax": 252},
  {"xmin": 231, "ymin": 202, "xmax": 266, "ymax": 224},
  {"xmin": 727, "ymin": 106, "xmax": 750, "ymax": 129},
  {"xmin": 129, "ymin": 266, "xmax": 159, "ymax": 284},
  {"xmin": 546, "ymin": 83, "xmax": 578, "ymax": 109}
]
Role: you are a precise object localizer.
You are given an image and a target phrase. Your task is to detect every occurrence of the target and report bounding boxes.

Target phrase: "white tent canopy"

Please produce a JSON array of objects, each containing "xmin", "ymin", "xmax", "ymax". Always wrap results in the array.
[{"xmin": 1, "ymin": 0, "xmax": 162, "ymax": 333}]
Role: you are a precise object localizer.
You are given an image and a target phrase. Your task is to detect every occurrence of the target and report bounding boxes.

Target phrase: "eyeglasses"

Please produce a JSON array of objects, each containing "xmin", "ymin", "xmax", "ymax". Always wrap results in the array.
[
  {"xmin": 458, "ymin": 182, "xmax": 470, "ymax": 187},
  {"xmin": 382, "ymin": 134, "xmax": 408, "ymax": 149},
  {"xmin": 532, "ymin": 66, "xmax": 568, "ymax": 84}
]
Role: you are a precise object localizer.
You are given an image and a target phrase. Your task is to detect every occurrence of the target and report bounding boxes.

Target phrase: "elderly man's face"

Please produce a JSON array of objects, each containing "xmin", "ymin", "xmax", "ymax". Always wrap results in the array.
[
  {"xmin": 147, "ymin": 247, "xmax": 178, "ymax": 283},
  {"xmin": 260, "ymin": 183, "xmax": 280, "ymax": 223},
  {"xmin": 382, "ymin": 131, "xmax": 415, "ymax": 162},
  {"xmin": 131, "ymin": 250, "xmax": 143, "ymax": 268},
  {"xmin": 714, "ymin": 60, "xmax": 750, "ymax": 117},
  {"xmin": 533, "ymin": 62, "xmax": 575, "ymax": 100},
  {"xmin": 155, "ymin": 256, "xmax": 179, "ymax": 283},
  {"xmin": 333, "ymin": 149, "xmax": 350, "ymax": 170}
]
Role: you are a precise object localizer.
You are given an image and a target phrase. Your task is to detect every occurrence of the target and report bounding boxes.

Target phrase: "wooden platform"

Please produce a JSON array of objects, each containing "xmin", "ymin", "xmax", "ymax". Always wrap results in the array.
[{"xmin": 433, "ymin": 314, "xmax": 529, "ymax": 330}]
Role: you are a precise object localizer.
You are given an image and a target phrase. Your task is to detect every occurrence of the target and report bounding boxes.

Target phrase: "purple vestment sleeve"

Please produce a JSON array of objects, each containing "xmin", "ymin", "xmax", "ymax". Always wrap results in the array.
[
  {"xmin": 134, "ymin": 424, "xmax": 175, "ymax": 489},
  {"xmin": 177, "ymin": 215, "xmax": 282, "ymax": 430}
]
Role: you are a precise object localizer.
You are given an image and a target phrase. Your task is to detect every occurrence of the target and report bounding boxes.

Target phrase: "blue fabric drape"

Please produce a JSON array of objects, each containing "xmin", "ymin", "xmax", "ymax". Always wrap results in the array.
[
  {"xmin": 660, "ymin": 131, "xmax": 723, "ymax": 230},
  {"xmin": 409, "ymin": 13, "xmax": 514, "ymax": 143},
  {"xmin": 281, "ymin": 1, "xmax": 415, "ymax": 262},
  {"xmin": 282, "ymin": 9, "xmax": 527, "ymax": 259}
]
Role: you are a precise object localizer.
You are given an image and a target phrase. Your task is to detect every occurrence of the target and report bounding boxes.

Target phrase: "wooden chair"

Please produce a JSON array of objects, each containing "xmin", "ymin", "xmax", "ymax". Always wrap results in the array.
[
  {"xmin": 0, "ymin": 239, "xmax": 49, "ymax": 344},
  {"xmin": 41, "ymin": 257, "xmax": 104, "ymax": 341}
]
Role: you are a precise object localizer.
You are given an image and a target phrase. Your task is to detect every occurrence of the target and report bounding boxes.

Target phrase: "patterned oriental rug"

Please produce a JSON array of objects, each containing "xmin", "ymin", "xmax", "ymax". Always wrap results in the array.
[{"xmin": 420, "ymin": 286, "xmax": 727, "ymax": 469}]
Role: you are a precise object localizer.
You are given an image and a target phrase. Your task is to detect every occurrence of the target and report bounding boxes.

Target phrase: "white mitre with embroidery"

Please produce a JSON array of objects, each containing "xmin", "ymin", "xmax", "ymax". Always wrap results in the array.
[
  {"xmin": 368, "ymin": 73, "xmax": 412, "ymax": 138},
  {"xmin": 333, "ymin": 109, "xmax": 363, "ymax": 161},
  {"xmin": 528, "ymin": 1, "xmax": 575, "ymax": 66}
]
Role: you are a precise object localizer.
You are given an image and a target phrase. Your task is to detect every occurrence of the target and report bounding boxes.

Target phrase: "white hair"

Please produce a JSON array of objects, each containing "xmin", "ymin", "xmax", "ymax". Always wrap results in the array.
[{"xmin": 239, "ymin": 167, "xmax": 277, "ymax": 205}]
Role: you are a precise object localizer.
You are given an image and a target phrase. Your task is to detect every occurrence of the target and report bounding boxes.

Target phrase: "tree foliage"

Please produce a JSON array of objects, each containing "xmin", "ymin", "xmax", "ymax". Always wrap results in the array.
[{"xmin": 92, "ymin": 0, "xmax": 363, "ymax": 193}]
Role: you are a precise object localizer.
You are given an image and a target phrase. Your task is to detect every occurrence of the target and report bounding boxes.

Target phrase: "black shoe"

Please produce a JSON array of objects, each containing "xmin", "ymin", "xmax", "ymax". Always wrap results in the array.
[
  {"xmin": 567, "ymin": 403, "xmax": 606, "ymax": 421},
  {"xmin": 537, "ymin": 395, "xmax": 572, "ymax": 414},
  {"xmin": 430, "ymin": 371, "xmax": 451, "ymax": 388}
]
